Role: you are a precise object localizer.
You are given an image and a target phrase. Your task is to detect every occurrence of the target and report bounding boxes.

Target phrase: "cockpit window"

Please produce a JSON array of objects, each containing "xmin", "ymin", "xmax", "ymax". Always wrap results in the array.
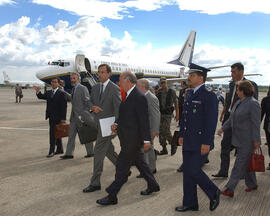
[{"xmin": 50, "ymin": 61, "xmax": 70, "ymax": 67}]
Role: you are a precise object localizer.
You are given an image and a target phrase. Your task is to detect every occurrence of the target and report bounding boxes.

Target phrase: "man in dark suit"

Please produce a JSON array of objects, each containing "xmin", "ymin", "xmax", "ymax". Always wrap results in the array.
[
  {"xmin": 34, "ymin": 78, "xmax": 67, "ymax": 157},
  {"xmin": 96, "ymin": 71, "xmax": 160, "ymax": 206},
  {"xmin": 213, "ymin": 62, "xmax": 258, "ymax": 178},
  {"xmin": 176, "ymin": 69, "xmax": 220, "ymax": 212}
]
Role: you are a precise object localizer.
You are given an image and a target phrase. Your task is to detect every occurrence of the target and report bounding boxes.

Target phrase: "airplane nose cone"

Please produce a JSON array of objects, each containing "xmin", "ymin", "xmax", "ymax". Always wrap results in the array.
[{"xmin": 36, "ymin": 68, "xmax": 47, "ymax": 80}]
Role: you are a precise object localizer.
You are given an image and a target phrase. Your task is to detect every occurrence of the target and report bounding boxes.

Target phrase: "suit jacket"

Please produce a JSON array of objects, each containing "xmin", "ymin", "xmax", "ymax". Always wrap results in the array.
[
  {"xmin": 90, "ymin": 80, "xmax": 121, "ymax": 137},
  {"xmin": 225, "ymin": 77, "xmax": 258, "ymax": 114},
  {"xmin": 179, "ymin": 85, "xmax": 218, "ymax": 152},
  {"xmin": 70, "ymin": 83, "xmax": 91, "ymax": 126},
  {"xmin": 222, "ymin": 96, "xmax": 261, "ymax": 150},
  {"xmin": 37, "ymin": 89, "xmax": 67, "ymax": 123},
  {"xmin": 145, "ymin": 91, "xmax": 160, "ymax": 136},
  {"xmin": 261, "ymin": 96, "xmax": 270, "ymax": 130},
  {"xmin": 117, "ymin": 86, "xmax": 151, "ymax": 158}
]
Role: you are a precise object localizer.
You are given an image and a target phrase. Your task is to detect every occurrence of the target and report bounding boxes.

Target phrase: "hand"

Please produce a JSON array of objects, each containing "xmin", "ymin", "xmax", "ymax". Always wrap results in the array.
[
  {"xmin": 253, "ymin": 141, "xmax": 260, "ymax": 150},
  {"xmin": 144, "ymin": 142, "xmax": 151, "ymax": 151},
  {"xmin": 152, "ymin": 132, "xmax": 159, "ymax": 137},
  {"xmin": 178, "ymin": 137, "xmax": 183, "ymax": 146},
  {"xmin": 111, "ymin": 123, "xmax": 118, "ymax": 135},
  {"xmin": 91, "ymin": 106, "xmax": 103, "ymax": 114},
  {"xmin": 217, "ymin": 128, "xmax": 223, "ymax": 136},
  {"xmin": 33, "ymin": 86, "xmax": 40, "ymax": 92},
  {"xmin": 201, "ymin": 144, "xmax": 210, "ymax": 155},
  {"xmin": 60, "ymin": 120, "xmax": 66, "ymax": 124}
]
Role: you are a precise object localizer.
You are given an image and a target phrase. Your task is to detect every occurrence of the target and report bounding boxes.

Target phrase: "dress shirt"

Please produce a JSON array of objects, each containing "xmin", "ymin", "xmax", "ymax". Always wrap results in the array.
[
  {"xmin": 101, "ymin": 78, "xmax": 110, "ymax": 92},
  {"xmin": 193, "ymin": 84, "xmax": 204, "ymax": 93}
]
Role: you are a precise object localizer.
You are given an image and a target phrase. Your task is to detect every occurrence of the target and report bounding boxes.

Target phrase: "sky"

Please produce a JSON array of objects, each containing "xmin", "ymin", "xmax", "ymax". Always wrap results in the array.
[{"xmin": 0, "ymin": 0, "xmax": 270, "ymax": 85}]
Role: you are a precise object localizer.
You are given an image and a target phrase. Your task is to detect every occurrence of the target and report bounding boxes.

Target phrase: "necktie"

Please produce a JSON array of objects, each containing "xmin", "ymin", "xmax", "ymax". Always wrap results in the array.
[
  {"xmin": 230, "ymin": 90, "xmax": 238, "ymax": 111},
  {"xmin": 99, "ymin": 84, "xmax": 104, "ymax": 100},
  {"xmin": 71, "ymin": 87, "xmax": 75, "ymax": 99},
  {"xmin": 51, "ymin": 90, "xmax": 55, "ymax": 98}
]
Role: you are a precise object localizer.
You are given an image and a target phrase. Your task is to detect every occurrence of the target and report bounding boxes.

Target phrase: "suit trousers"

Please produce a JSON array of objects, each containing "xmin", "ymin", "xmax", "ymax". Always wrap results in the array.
[
  {"xmin": 144, "ymin": 137, "xmax": 156, "ymax": 172},
  {"xmin": 219, "ymin": 112, "xmax": 232, "ymax": 175},
  {"xmin": 183, "ymin": 151, "xmax": 218, "ymax": 207},
  {"xmin": 90, "ymin": 136, "xmax": 118, "ymax": 186},
  {"xmin": 106, "ymin": 151, "xmax": 159, "ymax": 196},
  {"xmin": 265, "ymin": 129, "xmax": 270, "ymax": 156},
  {"xmin": 65, "ymin": 120, "xmax": 94, "ymax": 156},
  {"xmin": 49, "ymin": 119, "xmax": 63, "ymax": 154},
  {"xmin": 225, "ymin": 146, "xmax": 257, "ymax": 191}
]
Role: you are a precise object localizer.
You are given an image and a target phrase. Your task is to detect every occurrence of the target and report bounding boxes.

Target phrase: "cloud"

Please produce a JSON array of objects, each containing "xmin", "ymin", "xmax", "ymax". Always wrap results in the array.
[
  {"xmin": 175, "ymin": 0, "xmax": 270, "ymax": 15},
  {"xmin": 0, "ymin": 16, "xmax": 269, "ymax": 85},
  {"xmin": 0, "ymin": 0, "xmax": 15, "ymax": 6}
]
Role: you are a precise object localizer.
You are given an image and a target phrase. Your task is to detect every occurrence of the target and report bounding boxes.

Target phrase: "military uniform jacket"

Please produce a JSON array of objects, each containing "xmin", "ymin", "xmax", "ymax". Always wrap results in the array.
[{"xmin": 179, "ymin": 85, "xmax": 218, "ymax": 152}]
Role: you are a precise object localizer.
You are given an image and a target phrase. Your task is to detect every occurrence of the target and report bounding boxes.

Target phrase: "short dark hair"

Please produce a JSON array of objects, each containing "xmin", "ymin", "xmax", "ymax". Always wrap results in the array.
[
  {"xmin": 98, "ymin": 64, "xmax": 112, "ymax": 73},
  {"xmin": 237, "ymin": 80, "xmax": 254, "ymax": 97},
  {"xmin": 231, "ymin": 62, "xmax": 244, "ymax": 71},
  {"xmin": 194, "ymin": 72, "xmax": 207, "ymax": 83},
  {"xmin": 51, "ymin": 77, "xmax": 60, "ymax": 83}
]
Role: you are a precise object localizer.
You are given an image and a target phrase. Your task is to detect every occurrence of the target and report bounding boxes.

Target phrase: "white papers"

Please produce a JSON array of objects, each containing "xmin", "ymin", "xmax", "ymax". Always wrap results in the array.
[{"xmin": 99, "ymin": 116, "xmax": 115, "ymax": 137}]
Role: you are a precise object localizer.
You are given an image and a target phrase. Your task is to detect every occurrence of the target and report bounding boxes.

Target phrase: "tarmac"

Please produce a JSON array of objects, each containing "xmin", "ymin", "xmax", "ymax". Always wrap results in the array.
[{"xmin": 0, "ymin": 88, "xmax": 269, "ymax": 216}]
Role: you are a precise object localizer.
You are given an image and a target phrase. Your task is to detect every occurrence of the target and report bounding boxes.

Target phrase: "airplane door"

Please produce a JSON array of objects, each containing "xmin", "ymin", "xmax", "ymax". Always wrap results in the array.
[{"xmin": 75, "ymin": 54, "xmax": 87, "ymax": 72}]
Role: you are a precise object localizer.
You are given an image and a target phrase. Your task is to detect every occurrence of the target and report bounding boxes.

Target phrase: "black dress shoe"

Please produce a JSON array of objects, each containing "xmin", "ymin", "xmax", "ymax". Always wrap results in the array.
[
  {"xmin": 157, "ymin": 149, "xmax": 168, "ymax": 155},
  {"xmin": 212, "ymin": 173, "xmax": 228, "ymax": 178},
  {"xmin": 55, "ymin": 151, "xmax": 64, "ymax": 155},
  {"xmin": 96, "ymin": 195, "xmax": 117, "ymax": 206},
  {"xmin": 60, "ymin": 155, "xmax": 74, "ymax": 159},
  {"xmin": 210, "ymin": 189, "xmax": 220, "ymax": 211},
  {"xmin": 171, "ymin": 144, "xmax": 177, "ymax": 156},
  {"xmin": 84, "ymin": 154, "xmax": 94, "ymax": 158},
  {"xmin": 177, "ymin": 164, "xmax": 183, "ymax": 173},
  {"xmin": 46, "ymin": 153, "xmax": 55, "ymax": 158},
  {"xmin": 152, "ymin": 169, "xmax": 157, "ymax": 174},
  {"xmin": 140, "ymin": 186, "xmax": 160, "ymax": 195},
  {"xmin": 128, "ymin": 170, "xmax": 132, "ymax": 176},
  {"xmin": 205, "ymin": 157, "xmax": 209, "ymax": 164},
  {"xmin": 83, "ymin": 185, "xmax": 101, "ymax": 193},
  {"xmin": 175, "ymin": 205, "xmax": 199, "ymax": 212},
  {"xmin": 267, "ymin": 164, "xmax": 270, "ymax": 170}
]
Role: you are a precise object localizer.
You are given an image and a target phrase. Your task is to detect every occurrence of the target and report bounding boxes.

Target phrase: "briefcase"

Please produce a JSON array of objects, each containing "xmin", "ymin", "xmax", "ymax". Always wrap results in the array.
[
  {"xmin": 54, "ymin": 123, "xmax": 70, "ymax": 139},
  {"xmin": 77, "ymin": 123, "xmax": 98, "ymax": 144},
  {"xmin": 172, "ymin": 131, "xmax": 180, "ymax": 146},
  {"xmin": 248, "ymin": 147, "xmax": 265, "ymax": 172}
]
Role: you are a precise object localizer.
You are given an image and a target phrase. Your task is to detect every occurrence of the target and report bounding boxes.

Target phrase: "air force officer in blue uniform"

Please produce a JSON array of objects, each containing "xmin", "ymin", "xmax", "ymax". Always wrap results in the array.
[{"xmin": 176, "ymin": 69, "xmax": 220, "ymax": 212}]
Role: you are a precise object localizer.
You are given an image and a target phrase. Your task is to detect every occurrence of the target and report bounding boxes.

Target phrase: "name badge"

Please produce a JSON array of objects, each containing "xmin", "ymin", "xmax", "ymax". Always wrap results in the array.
[{"xmin": 192, "ymin": 100, "xmax": 201, "ymax": 104}]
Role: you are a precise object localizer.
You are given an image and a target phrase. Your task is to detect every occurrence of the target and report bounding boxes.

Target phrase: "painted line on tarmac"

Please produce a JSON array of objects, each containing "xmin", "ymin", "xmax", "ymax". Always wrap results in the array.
[{"xmin": 0, "ymin": 127, "xmax": 48, "ymax": 131}]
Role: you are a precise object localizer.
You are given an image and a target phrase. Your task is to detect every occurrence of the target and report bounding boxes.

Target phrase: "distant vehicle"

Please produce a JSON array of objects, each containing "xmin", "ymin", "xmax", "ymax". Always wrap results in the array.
[
  {"xmin": 35, "ymin": 30, "xmax": 262, "ymax": 92},
  {"xmin": 3, "ymin": 71, "xmax": 44, "ymax": 88}
]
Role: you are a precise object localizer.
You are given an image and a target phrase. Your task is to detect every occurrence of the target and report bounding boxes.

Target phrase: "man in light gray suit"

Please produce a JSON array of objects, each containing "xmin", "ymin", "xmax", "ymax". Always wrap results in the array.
[
  {"xmin": 137, "ymin": 78, "xmax": 160, "ymax": 176},
  {"xmin": 217, "ymin": 80, "xmax": 261, "ymax": 197},
  {"xmin": 83, "ymin": 64, "xmax": 121, "ymax": 193},
  {"xmin": 60, "ymin": 73, "xmax": 94, "ymax": 159}
]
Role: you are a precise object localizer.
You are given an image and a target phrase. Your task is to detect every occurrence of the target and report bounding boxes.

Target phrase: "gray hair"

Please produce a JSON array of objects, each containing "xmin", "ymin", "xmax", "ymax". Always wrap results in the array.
[
  {"xmin": 137, "ymin": 78, "xmax": 150, "ymax": 90},
  {"xmin": 122, "ymin": 71, "xmax": 137, "ymax": 84},
  {"xmin": 70, "ymin": 72, "xmax": 80, "ymax": 79}
]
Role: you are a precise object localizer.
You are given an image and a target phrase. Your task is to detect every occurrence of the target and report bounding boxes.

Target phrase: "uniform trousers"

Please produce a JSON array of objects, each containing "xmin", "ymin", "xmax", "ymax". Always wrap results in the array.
[
  {"xmin": 106, "ymin": 151, "xmax": 159, "ymax": 196},
  {"xmin": 183, "ymin": 151, "xmax": 218, "ymax": 207},
  {"xmin": 159, "ymin": 115, "xmax": 173, "ymax": 147}
]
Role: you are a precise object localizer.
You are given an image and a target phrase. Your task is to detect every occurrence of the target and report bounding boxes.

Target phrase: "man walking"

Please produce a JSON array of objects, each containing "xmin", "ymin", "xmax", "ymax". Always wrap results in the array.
[
  {"xmin": 34, "ymin": 78, "xmax": 67, "ymax": 157},
  {"xmin": 96, "ymin": 71, "xmax": 159, "ymax": 206},
  {"xmin": 15, "ymin": 83, "xmax": 23, "ymax": 103},
  {"xmin": 137, "ymin": 78, "xmax": 160, "ymax": 176},
  {"xmin": 83, "ymin": 64, "xmax": 120, "ymax": 193},
  {"xmin": 176, "ymin": 69, "xmax": 220, "ymax": 212},
  {"xmin": 61, "ymin": 73, "xmax": 94, "ymax": 159}
]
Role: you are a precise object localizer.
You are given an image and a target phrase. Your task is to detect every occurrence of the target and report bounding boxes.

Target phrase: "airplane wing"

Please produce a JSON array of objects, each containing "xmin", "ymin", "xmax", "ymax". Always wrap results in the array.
[{"xmin": 166, "ymin": 73, "xmax": 262, "ymax": 83}]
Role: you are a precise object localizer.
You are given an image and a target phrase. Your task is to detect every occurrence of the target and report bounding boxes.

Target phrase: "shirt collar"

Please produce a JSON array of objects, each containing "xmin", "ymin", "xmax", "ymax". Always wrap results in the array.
[
  {"xmin": 193, "ymin": 83, "xmax": 204, "ymax": 93},
  {"xmin": 52, "ymin": 87, "xmax": 59, "ymax": 93},
  {"xmin": 101, "ymin": 79, "xmax": 110, "ymax": 90},
  {"xmin": 126, "ymin": 85, "xmax": 136, "ymax": 98},
  {"xmin": 145, "ymin": 90, "xmax": 150, "ymax": 95}
]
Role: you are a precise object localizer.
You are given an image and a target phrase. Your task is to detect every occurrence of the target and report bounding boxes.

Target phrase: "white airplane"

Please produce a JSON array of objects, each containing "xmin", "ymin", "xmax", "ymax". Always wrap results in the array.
[
  {"xmin": 3, "ymin": 71, "xmax": 44, "ymax": 88},
  {"xmin": 35, "ymin": 30, "xmax": 261, "ymax": 91}
]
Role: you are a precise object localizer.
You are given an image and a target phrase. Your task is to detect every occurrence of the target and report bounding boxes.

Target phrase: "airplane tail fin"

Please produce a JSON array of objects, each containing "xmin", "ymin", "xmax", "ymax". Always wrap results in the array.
[
  {"xmin": 168, "ymin": 30, "xmax": 196, "ymax": 67},
  {"xmin": 3, "ymin": 71, "xmax": 10, "ymax": 82}
]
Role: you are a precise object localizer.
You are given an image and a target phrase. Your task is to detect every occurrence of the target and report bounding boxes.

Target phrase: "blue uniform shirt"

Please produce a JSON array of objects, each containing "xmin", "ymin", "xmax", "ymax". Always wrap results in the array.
[{"xmin": 179, "ymin": 84, "xmax": 218, "ymax": 152}]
